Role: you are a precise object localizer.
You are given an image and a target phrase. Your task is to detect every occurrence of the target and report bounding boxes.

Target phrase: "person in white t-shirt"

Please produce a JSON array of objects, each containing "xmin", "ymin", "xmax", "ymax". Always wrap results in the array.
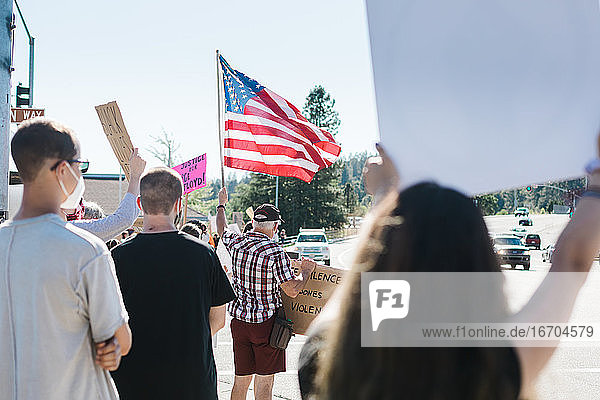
[{"xmin": 0, "ymin": 118, "xmax": 132, "ymax": 400}]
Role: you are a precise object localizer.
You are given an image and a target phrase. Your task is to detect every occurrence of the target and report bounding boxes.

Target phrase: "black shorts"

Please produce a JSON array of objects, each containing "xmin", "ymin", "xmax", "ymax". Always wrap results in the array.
[{"xmin": 231, "ymin": 315, "xmax": 286, "ymax": 376}]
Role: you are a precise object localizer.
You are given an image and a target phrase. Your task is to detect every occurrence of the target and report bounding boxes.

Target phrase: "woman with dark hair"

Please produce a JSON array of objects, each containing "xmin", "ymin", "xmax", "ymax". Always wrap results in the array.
[{"xmin": 299, "ymin": 143, "xmax": 600, "ymax": 399}]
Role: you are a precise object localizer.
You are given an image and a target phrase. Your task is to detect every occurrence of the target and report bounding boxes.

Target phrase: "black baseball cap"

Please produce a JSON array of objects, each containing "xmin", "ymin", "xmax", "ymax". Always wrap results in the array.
[{"xmin": 253, "ymin": 204, "xmax": 284, "ymax": 223}]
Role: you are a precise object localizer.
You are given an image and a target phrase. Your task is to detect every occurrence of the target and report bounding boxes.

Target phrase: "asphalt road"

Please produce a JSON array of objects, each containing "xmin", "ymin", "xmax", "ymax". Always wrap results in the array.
[{"xmin": 215, "ymin": 214, "xmax": 600, "ymax": 399}]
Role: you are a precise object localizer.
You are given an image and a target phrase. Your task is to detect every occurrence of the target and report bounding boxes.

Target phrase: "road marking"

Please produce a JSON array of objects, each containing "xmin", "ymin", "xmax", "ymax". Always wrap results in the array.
[
  {"xmin": 337, "ymin": 246, "xmax": 355, "ymax": 269},
  {"xmin": 560, "ymin": 368, "xmax": 600, "ymax": 373}
]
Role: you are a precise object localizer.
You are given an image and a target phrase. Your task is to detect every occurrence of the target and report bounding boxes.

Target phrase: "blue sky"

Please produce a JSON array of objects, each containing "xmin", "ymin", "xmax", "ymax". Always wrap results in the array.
[{"xmin": 10, "ymin": 0, "xmax": 379, "ymax": 178}]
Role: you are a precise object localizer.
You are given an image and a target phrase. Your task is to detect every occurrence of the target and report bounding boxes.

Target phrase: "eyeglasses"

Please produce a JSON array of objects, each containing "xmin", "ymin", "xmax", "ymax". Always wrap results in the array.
[{"xmin": 50, "ymin": 158, "xmax": 90, "ymax": 174}]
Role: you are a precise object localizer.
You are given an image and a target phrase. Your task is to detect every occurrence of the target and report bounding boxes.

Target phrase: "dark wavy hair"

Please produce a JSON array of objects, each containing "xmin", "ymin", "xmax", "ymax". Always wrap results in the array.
[{"xmin": 315, "ymin": 183, "xmax": 518, "ymax": 400}]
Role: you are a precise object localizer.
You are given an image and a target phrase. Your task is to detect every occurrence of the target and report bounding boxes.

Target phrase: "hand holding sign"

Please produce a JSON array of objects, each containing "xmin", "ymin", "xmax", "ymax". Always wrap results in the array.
[
  {"xmin": 129, "ymin": 148, "xmax": 146, "ymax": 180},
  {"xmin": 363, "ymin": 143, "xmax": 399, "ymax": 200},
  {"xmin": 298, "ymin": 258, "xmax": 317, "ymax": 276},
  {"xmin": 282, "ymin": 264, "xmax": 345, "ymax": 335},
  {"xmin": 218, "ymin": 187, "xmax": 228, "ymax": 206}
]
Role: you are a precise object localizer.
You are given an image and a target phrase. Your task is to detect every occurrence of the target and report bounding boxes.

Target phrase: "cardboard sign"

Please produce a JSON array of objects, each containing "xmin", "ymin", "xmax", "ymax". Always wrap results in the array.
[
  {"xmin": 366, "ymin": 0, "xmax": 600, "ymax": 195},
  {"xmin": 95, "ymin": 101, "xmax": 134, "ymax": 179},
  {"xmin": 281, "ymin": 265, "xmax": 346, "ymax": 335},
  {"xmin": 172, "ymin": 154, "xmax": 207, "ymax": 194}
]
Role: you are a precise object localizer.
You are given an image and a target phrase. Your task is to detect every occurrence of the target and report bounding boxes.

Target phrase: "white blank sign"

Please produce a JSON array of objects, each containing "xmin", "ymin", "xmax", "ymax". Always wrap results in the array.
[{"xmin": 366, "ymin": 0, "xmax": 600, "ymax": 195}]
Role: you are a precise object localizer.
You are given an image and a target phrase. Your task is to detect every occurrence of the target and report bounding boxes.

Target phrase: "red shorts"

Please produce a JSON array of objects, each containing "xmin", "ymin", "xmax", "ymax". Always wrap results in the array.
[{"xmin": 231, "ymin": 315, "xmax": 286, "ymax": 376}]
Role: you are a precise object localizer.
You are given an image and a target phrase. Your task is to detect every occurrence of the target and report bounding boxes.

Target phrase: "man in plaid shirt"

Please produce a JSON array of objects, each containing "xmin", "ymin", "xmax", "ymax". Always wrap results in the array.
[{"xmin": 216, "ymin": 187, "xmax": 316, "ymax": 400}]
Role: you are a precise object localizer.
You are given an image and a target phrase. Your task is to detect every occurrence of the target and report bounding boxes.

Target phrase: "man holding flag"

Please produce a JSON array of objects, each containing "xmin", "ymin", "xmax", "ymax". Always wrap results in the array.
[{"xmin": 215, "ymin": 54, "xmax": 337, "ymax": 399}]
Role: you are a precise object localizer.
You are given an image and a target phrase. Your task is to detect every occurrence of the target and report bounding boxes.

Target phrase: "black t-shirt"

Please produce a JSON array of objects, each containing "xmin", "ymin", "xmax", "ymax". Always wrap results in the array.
[{"xmin": 110, "ymin": 231, "xmax": 235, "ymax": 400}]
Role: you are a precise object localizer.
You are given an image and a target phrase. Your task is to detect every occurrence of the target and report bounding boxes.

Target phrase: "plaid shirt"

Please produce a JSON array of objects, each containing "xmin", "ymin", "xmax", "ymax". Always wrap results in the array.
[{"xmin": 221, "ymin": 230, "xmax": 295, "ymax": 323}]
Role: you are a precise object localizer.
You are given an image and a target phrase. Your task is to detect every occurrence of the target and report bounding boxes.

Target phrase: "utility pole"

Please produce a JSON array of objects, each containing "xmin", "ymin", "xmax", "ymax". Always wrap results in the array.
[
  {"xmin": 0, "ymin": 0, "xmax": 14, "ymax": 222},
  {"xmin": 14, "ymin": 0, "xmax": 34, "ymax": 107}
]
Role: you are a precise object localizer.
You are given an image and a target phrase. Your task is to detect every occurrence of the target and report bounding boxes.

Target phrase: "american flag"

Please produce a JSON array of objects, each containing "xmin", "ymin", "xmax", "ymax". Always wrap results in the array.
[{"xmin": 219, "ymin": 55, "xmax": 341, "ymax": 182}]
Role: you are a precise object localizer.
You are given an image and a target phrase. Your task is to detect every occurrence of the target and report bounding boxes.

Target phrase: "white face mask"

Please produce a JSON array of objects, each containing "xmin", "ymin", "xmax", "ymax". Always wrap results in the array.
[{"xmin": 58, "ymin": 162, "xmax": 85, "ymax": 210}]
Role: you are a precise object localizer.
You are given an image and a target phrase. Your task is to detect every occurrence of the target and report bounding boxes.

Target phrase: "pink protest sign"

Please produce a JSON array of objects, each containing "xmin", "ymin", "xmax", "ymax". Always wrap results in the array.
[{"xmin": 172, "ymin": 154, "xmax": 207, "ymax": 194}]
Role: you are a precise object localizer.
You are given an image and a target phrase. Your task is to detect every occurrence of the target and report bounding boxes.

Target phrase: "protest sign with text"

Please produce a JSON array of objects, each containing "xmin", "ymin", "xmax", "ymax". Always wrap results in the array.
[
  {"xmin": 95, "ymin": 101, "xmax": 134, "ymax": 179},
  {"xmin": 172, "ymin": 154, "xmax": 207, "ymax": 194},
  {"xmin": 282, "ymin": 264, "xmax": 346, "ymax": 335},
  {"xmin": 366, "ymin": 0, "xmax": 600, "ymax": 195}
]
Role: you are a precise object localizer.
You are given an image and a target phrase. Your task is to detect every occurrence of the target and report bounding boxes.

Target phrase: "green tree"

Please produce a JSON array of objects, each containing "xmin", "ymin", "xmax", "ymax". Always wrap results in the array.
[
  {"xmin": 302, "ymin": 85, "xmax": 340, "ymax": 134},
  {"xmin": 343, "ymin": 183, "xmax": 358, "ymax": 214},
  {"xmin": 474, "ymin": 193, "xmax": 499, "ymax": 216}
]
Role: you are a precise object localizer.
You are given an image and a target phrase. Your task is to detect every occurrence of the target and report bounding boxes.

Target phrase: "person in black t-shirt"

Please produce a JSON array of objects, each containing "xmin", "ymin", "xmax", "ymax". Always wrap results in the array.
[{"xmin": 110, "ymin": 167, "xmax": 235, "ymax": 400}]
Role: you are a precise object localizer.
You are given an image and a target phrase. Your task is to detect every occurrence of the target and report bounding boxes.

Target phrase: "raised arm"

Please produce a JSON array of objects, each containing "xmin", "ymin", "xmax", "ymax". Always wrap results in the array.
[
  {"xmin": 216, "ymin": 187, "xmax": 228, "ymax": 237},
  {"xmin": 363, "ymin": 143, "xmax": 400, "ymax": 206},
  {"xmin": 125, "ymin": 148, "xmax": 146, "ymax": 197},
  {"xmin": 71, "ymin": 149, "xmax": 146, "ymax": 241},
  {"xmin": 512, "ymin": 142, "xmax": 600, "ymax": 392}
]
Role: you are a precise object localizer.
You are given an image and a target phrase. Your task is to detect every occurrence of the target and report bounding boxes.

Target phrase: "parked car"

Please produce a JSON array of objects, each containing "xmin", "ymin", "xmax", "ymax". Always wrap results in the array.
[
  {"xmin": 294, "ymin": 228, "xmax": 331, "ymax": 265},
  {"xmin": 493, "ymin": 235, "xmax": 530, "ymax": 270},
  {"xmin": 541, "ymin": 244, "xmax": 555, "ymax": 263},
  {"xmin": 519, "ymin": 217, "xmax": 533, "ymax": 226},
  {"xmin": 514, "ymin": 207, "xmax": 529, "ymax": 217},
  {"xmin": 524, "ymin": 234, "xmax": 541, "ymax": 250}
]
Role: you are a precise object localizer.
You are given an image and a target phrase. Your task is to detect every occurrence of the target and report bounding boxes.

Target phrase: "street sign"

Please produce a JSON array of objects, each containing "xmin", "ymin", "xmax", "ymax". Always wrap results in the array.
[{"xmin": 10, "ymin": 107, "xmax": 44, "ymax": 123}]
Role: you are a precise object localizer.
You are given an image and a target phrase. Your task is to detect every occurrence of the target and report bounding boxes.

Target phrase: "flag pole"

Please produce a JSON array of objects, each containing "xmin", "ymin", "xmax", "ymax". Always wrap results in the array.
[
  {"xmin": 184, "ymin": 193, "xmax": 189, "ymax": 224},
  {"xmin": 216, "ymin": 49, "xmax": 226, "ymax": 188},
  {"xmin": 275, "ymin": 176, "xmax": 279, "ymax": 208}
]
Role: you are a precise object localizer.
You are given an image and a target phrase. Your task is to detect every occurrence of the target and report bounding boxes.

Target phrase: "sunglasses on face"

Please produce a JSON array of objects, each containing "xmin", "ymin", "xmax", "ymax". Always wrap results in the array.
[{"xmin": 50, "ymin": 158, "xmax": 90, "ymax": 174}]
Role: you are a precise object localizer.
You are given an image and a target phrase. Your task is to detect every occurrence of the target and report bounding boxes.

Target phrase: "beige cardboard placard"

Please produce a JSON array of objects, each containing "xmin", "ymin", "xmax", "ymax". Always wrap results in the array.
[
  {"xmin": 282, "ymin": 265, "xmax": 346, "ymax": 335},
  {"xmin": 95, "ymin": 101, "xmax": 134, "ymax": 179}
]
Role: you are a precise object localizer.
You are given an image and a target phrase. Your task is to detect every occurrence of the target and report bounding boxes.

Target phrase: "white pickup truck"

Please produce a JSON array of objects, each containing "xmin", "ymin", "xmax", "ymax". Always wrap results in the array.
[{"xmin": 294, "ymin": 228, "xmax": 331, "ymax": 266}]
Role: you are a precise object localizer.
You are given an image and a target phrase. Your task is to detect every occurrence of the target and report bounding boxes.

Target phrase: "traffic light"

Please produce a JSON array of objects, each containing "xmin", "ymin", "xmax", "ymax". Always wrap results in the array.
[
  {"xmin": 16, "ymin": 84, "xmax": 29, "ymax": 107},
  {"xmin": 526, "ymin": 186, "xmax": 533, "ymax": 192}
]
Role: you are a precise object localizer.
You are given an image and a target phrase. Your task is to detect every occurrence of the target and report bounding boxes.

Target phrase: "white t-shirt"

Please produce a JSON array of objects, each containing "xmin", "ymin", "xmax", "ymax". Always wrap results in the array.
[{"xmin": 0, "ymin": 214, "xmax": 128, "ymax": 400}]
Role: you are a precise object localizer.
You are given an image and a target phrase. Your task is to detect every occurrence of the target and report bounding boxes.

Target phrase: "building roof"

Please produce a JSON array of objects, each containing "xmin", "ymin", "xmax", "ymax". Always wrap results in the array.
[
  {"xmin": 83, "ymin": 175, "xmax": 128, "ymax": 214},
  {"xmin": 10, "ymin": 172, "xmax": 207, "ymax": 220}
]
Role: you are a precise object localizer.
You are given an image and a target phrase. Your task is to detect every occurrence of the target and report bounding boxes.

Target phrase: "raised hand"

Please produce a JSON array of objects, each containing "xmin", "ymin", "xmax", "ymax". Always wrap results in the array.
[
  {"xmin": 299, "ymin": 258, "xmax": 317, "ymax": 274},
  {"xmin": 363, "ymin": 143, "xmax": 399, "ymax": 200},
  {"xmin": 218, "ymin": 187, "xmax": 228, "ymax": 206},
  {"xmin": 129, "ymin": 148, "xmax": 146, "ymax": 179}
]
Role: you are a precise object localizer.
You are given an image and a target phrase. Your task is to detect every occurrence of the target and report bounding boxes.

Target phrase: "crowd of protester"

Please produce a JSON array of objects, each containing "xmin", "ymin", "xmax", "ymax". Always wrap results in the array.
[{"xmin": 3, "ymin": 117, "xmax": 600, "ymax": 400}]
